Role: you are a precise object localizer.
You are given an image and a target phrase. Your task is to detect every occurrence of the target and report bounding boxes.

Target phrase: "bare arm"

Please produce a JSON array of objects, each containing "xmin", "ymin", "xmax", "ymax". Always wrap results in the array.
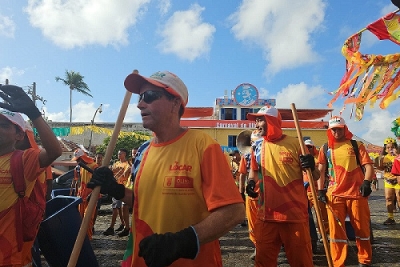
[
  {"xmin": 193, "ymin": 203, "xmax": 245, "ymax": 245},
  {"xmin": 363, "ymin": 163, "xmax": 374, "ymax": 181},
  {"xmin": 317, "ymin": 163, "xmax": 326, "ymax": 190},
  {"xmin": 33, "ymin": 116, "xmax": 62, "ymax": 168}
]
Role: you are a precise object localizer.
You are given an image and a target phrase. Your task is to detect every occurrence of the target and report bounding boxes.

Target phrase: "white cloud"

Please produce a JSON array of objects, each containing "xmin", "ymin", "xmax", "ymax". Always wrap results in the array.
[
  {"xmin": 124, "ymin": 103, "xmax": 142, "ymax": 122},
  {"xmin": 273, "ymin": 82, "xmax": 327, "ymax": 109},
  {"xmin": 157, "ymin": 4, "xmax": 216, "ymax": 61},
  {"xmin": 158, "ymin": 0, "xmax": 171, "ymax": 16},
  {"xmin": 229, "ymin": 0, "xmax": 326, "ymax": 76},
  {"xmin": 0, "ymin": 67, "xmax": 25, "ymax": 84},
  {"xmin": 23, "ymin": 0, "xmax": 150, "ymax": 49},
  {"xmin": 0, "ymin": 14, "xmax": 15, "ymax": 38}
]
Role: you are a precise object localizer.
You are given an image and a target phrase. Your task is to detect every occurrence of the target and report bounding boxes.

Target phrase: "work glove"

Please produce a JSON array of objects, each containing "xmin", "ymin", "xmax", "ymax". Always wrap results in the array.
[
  {"xmin": 317, "ymin": 190, "xmax": 327, "ymax": 204},
  {"xmin": 246, "ymin": 180, "xmax": 258, "ymax": 198},
  {"xmin": 299, "ymin": 154, "xmax": 315, "ymax": 171},
  {"xmin": 87, "ymin": 167, "xmax": 125, "ymax": 200},
  {"xmin": 0, "ymin": 85, "xmax": 42, "ymax": 120},
  {"xmin": 360, "ymin": 180, "xmax": 372, "ymax": 197},
  {"xmin": 139, "ymin": 226, "xmax": 199, "ymax": 267}
]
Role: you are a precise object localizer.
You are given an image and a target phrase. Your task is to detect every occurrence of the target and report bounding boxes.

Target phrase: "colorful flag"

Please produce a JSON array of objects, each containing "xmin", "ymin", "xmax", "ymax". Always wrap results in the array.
[{"xmin": 328, "ymin": 10, "xmax": 400, "ymax": 120}]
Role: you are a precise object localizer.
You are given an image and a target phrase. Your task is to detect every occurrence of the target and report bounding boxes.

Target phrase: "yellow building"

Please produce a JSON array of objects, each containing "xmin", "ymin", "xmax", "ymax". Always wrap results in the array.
[{"xmin": 180, "ymin": 83, "xmax": 332, "ymax": 153}]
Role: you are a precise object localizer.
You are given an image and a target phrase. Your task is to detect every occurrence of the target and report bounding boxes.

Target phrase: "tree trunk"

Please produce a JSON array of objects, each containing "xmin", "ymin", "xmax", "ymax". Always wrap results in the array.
[{"xmin": 70, "ymin": 87, "xmax": 72, "ymax": 123}]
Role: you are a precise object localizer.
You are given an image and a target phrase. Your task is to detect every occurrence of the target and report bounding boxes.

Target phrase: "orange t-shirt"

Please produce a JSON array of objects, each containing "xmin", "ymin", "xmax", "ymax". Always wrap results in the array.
[
  {"xmin": 317, "ymin": 140, "xmax": 372, "ymax": 198},
  {"xmin": 0, "ymin": 149, "xmax": 45, "ymax": 266}
]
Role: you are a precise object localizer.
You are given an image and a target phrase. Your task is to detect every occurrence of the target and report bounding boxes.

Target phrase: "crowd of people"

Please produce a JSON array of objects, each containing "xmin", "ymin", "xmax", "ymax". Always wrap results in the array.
[{"xmin": 1, "ymin": 70, "xmax": 400, "ymax": 267}]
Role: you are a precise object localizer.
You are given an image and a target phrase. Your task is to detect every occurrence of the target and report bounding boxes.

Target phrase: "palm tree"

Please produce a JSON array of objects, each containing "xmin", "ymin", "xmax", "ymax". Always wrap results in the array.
[{"xmin": 55, "ymin": 70, "xmax": 92, "ymax": 123}]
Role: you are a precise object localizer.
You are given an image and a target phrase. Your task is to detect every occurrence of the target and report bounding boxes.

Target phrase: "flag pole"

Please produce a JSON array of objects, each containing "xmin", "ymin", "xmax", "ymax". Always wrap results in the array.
[
  {"xmin": 290, "ymin": 103, "xmax": 333, "ymax": 267},
  {"xmin": 67, "ymin": 70, "xmax": 137, "ymax": 267}
]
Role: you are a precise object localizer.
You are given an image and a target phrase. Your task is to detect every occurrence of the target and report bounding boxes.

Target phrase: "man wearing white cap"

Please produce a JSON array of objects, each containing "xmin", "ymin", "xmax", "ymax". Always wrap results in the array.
[
  {"xmin": 245, "ymin": 106, "xmax": 319, "ymax": 266},
  {"xmin": 0, "ymin": 85, "xmax": 62, "ymax": 266},
  {"xmin": 317, "ymin": 116, "xmax": 374, "ymax": 267},
  {"xmin": 88, "ymin": 71, "xmax": 245, "ymax": 266}
]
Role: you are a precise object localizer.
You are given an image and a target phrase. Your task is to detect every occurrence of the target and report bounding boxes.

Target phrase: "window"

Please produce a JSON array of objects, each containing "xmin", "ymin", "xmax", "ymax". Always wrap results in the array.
[
  {"xmin": 221, "ymin": 108, "xmax": 237, "ymax": 120},
  {"xmin": 228, "ymin": 135, "xmax": 237, "ymax": 147},
  {"xmin": 241, "ymin": 108, "xmax": 258, "ymax": 120}
]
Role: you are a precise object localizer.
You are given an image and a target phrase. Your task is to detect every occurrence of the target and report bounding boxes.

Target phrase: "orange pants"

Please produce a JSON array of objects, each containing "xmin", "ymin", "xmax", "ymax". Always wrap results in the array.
[
  {"xmin": 254, "ymin": 219, "xmax": 313, "ymax": 267},
  {"xmin": 245, "ymin": 196, "xmax": 258, "ymax": 245},
  {"xmin": 326, "ymin": 194, "xmax": 372, "ymax": 267}
]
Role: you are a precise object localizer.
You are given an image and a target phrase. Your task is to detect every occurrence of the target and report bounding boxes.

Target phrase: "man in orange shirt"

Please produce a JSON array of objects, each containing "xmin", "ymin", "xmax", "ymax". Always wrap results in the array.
[
  {"xmin": 246, "ymin": 106, "xmax": 318, "ymax": 267},
  {"xmin": 88, "ymin": 70, "xmax": 245, "ymax": 267},
  {"xmin": 0, "ymin": 85, "xmax": 62, "ymax": 266},
  {"xmin": 72, "ymin": 148, "xmax": 98, "ymax": 240},
  {"xmin": 317, "ymin": 116, "xmax": 374, "ymax": 267}
]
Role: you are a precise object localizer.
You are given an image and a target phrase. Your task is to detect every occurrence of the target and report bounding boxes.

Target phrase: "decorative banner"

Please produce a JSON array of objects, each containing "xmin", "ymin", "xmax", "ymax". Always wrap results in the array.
[
  {"xmin": 34, "ymin": 125, "xmax": 151, "ymax": 140},
  {"xmin": 69, "ymin": 125, "xmax": 151, "ymax": 140},
  {"xmin": 328, "ymin": 10, "xmax": 400, "ymax": 120}
]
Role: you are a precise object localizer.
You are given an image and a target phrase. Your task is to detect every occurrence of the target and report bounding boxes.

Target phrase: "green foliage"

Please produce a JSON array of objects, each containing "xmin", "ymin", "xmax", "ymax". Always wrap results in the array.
[{"xmin": 96, "ymin": 132, "xmax": 150, "ymax": 163}]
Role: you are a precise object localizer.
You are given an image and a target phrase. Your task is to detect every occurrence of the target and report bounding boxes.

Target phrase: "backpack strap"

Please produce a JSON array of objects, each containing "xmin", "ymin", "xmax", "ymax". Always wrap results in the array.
[
  {"xmin": 10, "ymin": 149, "xmax": 25, "ymax": 251},
  {"xmin": 350, "ymin": 139, "xmax": 365, "ymax": 175},
  {"xmin": 11, "ymin": 150, "xmax": 25, "ymax": 197}
]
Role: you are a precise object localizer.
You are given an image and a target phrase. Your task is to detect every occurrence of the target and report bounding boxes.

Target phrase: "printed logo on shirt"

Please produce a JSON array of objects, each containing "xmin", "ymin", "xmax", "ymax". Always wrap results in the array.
[
  {"xmin": 279, "ymin": 151, "xmax": 293, "ymax": 164},
  {"xmin": 169, "ymin": 161, "xmax": 192, "ymax": 172},
  {"xmin": 347, "ymin": 147, "xmax": 355, "ymax": 156},
  {"xmin": 164, "ymin": 176, "xmax": 194, "ymax": 188}
]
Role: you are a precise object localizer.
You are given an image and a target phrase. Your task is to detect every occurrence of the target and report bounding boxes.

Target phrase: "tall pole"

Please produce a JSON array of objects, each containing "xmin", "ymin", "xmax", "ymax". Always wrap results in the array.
[{"xmin": 67, "ymin": 70, "xmax": 137, "ymax": 267}]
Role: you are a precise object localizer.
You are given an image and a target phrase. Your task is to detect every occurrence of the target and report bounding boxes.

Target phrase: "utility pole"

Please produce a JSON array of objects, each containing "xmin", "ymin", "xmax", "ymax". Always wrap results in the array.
[
  {"xmin": 5, "ymin": 79, "xmax": 9, "ymax": 85},
  {"xmin": 27, "ymin": 82, "xmax": 46, "ymax": 107}
]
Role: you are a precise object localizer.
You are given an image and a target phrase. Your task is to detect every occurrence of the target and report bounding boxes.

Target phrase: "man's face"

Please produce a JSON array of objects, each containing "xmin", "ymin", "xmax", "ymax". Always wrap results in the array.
[
  {"xmin": 95, "ymin": 154, "xmax": 104, "ymax": 165},
  {"xmin": 330, "ymin": 127, "xmax": 345, "ymax": 141},
  {"xmin": 255, "ymin": 116, "xmax": 267, "ymax": 136},
  {"xmin": 118, "ymin": 150, "xmax": 127, "ymax": 161},
  {"xmin": 0, "ymin": 116, "xmax": 23, "ymax": 151},
  {"xmin": 306, "ymin": 145, "xmax": 315, "ymax": 156},
  {"xmin": 137, "ymin": 83, "xmax": 178, "ymax": 132}
]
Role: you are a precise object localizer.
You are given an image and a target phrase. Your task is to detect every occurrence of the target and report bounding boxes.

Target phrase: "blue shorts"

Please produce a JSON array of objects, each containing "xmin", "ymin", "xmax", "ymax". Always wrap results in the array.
[{"xmin": 112, "ymin": 198, "xmax": 122, "ymax": 209}]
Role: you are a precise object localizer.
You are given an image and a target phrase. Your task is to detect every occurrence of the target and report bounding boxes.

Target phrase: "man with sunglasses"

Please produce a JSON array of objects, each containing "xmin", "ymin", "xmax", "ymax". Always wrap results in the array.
[
  {"xmin": 88, "ymin": 71, "xmax": 245, "ymax": 267},
  {"xmin": 317, "ymin": 116, "xmax": 374, "ymax": 267},
  {"xmin": 245, "ymin": 106, "xmax": 318, "ymax": 267}
]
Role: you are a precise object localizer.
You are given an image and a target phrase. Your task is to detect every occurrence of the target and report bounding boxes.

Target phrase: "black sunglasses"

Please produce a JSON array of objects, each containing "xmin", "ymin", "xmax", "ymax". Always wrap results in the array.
[{"xmin": 138, "ymin": 90, "xmax": 166, "ymax": 104}]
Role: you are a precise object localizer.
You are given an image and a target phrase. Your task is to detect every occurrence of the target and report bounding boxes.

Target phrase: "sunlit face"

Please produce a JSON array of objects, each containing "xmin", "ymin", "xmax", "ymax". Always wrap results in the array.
[
  {"xmin": 132, "ymin": 149, "xmax": 138, "ymax": 159},
  {"xmin": 137, "ymin": 83, "xmax": 177, "ymax": 132},
  {"xmin": 118, "ymin": 150, "xmax": 127, "ymax": 161},
  {"xmin": 385, "ymin": 143, "xmax": 397, "ymax": 155},
  {"xmin": 95, "ymin": 154, "xmax": 104, "ymax": 165},
  {"xmin": 330, "ymin": 127, "xmax": 345, "ymax": 141},
  {"xmin": 0, "ymin": 116, "xmax": 24, "ymax": 152},
  {"xmin": 255, "ymin": 116, "xmax": 267, "ymax": 137}
]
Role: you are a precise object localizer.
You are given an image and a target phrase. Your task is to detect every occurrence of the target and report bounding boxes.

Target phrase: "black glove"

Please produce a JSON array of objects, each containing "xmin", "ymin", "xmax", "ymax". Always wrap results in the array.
[
  {"xmin": 246, "ymin": 180, "xmax": 258, "ymax": 198},
  {"xmin": 139, "ymin": 226, "xmax": 198, "ymax": 267},
  {"xmin": 300, "ymin": 154, "xmax": 315, "ymax": 171},
  {"xmin": 0, "ymin": 85, "xmax": 42, "ymax": 120},
  {"xmin": 87, "ymin": 167, "xmax": 125, "ymax": 200},
  {"xmin": 360, "ymin": 180, "xmax": 372, "ymax": 197},
  {"xmin": 317, "ymin": 190, "xmax": 327, "ymax": 204}
]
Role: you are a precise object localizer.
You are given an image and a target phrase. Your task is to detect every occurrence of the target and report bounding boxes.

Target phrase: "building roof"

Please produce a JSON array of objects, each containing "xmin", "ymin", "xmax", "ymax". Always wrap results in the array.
[{"xmin": 278, "ymin": 109, "xmax": 333, "ymax": 120}]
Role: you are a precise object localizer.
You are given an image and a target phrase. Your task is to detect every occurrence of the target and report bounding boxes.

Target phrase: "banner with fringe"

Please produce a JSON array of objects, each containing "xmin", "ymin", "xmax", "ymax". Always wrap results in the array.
[
  {"xmin": 69, "ymin": 126, "xmax": 151, "ymax": 140},
  {"xmin": 328, "ymin": 10, "xmax": 400, "ymax": 120}
]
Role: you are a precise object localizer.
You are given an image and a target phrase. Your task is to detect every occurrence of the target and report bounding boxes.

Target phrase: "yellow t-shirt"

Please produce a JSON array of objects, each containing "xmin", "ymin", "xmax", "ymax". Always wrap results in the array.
[
  {"xmin": 128, "ymin": 129, "xmax": 243, "ymax": 267},
  {"xmin": 112, "ymin": 160, "xmax": 131, "ymax": 186},
  {"xmin": 250, "ymin": 135, "xmax": 308, "ymax": 223}
]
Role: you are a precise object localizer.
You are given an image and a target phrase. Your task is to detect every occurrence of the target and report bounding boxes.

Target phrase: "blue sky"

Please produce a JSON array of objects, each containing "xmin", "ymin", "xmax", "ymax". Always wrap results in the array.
[{"xmin": 1, "ymin": 0, "xmax": 399, "ymax": 145}]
